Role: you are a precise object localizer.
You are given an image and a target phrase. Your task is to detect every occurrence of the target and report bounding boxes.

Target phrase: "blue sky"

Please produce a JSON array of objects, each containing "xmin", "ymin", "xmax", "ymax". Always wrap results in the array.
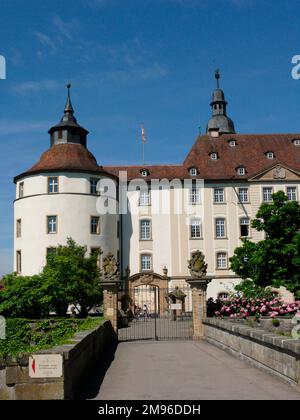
[{"xmin": 1, "ymin": 0, "xmax": 300, "ymax": 275}]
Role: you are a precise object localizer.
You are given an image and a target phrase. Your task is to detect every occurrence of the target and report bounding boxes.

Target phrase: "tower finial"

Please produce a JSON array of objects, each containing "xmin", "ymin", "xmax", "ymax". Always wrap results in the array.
[
  {"xmin": 215, "ymin": 69, "xmax": 220, "ymax": 89},
  {"xmin": 64, "ymin": 83, "xmax": 74, "ymax": 114}
]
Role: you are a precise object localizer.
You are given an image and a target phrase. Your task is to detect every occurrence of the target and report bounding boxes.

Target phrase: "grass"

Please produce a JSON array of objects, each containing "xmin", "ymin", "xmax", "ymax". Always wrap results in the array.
[{"xmin": 0, "ymin": 316, "xmax": 104, "ymax": 357}]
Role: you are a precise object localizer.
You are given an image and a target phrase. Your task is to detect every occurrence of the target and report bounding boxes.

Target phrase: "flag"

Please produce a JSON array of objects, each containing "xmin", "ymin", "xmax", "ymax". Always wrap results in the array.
[{"xmin": 141, "ymin": 125, "xmax": 146, "ymax": 143}]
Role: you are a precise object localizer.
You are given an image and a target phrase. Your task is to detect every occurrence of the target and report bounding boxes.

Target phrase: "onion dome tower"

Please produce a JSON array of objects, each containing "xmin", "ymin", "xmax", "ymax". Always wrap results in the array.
[{"xmin": 206, "ymin": 70, "xmax": 236, "ymax": 135}]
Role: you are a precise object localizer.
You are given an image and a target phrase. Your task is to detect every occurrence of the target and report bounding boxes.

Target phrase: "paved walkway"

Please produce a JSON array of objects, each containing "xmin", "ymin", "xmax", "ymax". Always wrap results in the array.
[{"xmin": 83, "ymin": 341, "xmax": 300, "ymax": 400}]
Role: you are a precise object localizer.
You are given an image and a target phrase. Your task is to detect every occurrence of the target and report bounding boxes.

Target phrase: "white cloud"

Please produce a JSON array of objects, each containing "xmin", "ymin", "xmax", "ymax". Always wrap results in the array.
[
  {"xmin": 52, "ymin": 15, "xmax": 77, "ymax": 41},
  {"xmin": 0, "ymin": 120, "xmax": 50, "ymax": 135},
  {"xmin": 12, "ymin": 79, "xmax": 61, "ymax": 94},
  {"xmin": 34, "ymin": 31, "xmax": 57, "ymax": 53}
]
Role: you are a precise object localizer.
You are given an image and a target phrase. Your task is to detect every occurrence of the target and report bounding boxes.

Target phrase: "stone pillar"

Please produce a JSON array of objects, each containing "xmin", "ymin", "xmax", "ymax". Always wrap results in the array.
[
  {"xmin": 186, "ymin": 277, "xmax": 212, "ymax": 339},
  {"xmin": 102, "ymin": 279, "xmax": 119, "ymax": 331}
]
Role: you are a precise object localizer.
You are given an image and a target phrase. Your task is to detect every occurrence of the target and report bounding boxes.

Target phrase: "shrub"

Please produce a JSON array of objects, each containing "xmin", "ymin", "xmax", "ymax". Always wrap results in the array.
[{"xmin": 213, "ymin": 296, "xmax": 300, "ymax": 318}]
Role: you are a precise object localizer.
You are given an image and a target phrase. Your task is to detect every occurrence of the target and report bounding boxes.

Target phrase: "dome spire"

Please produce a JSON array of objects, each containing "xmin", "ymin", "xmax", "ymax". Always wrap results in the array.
[
  {"xmin": 62, "ymin": 83, "xmax": 76, "ymax": 122},
  {"xmin": 215, "ymin": 68, "xmax": 220, "ymax": 89},
  {"xmin": 206, "ymin": 70, "xmax": 236, "ymax": 135},
  {"xmin": 48, "ymin": 84, "xmax": 89, "ymax": 148}
]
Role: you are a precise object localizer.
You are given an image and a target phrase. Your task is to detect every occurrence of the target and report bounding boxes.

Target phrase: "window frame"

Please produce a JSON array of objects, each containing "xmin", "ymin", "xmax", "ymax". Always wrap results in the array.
[
  {"xmin": 240, "ymin": 217, "xmax": 250, "ymax": 238},
  {"xmin": 90, "ymin": 177, "xmax": 100, "ymax": 195},
  {"xmin": 189, "ymin": 167, "xmax": 198, "ymax": 176},
  {"xmin": 47, "ymin": 215, "xmax": 57, "ymax": 234},
  {"xmin": 18, "ymin": 182, "xmax": 24, "ymax": 198},
  {"xmin": 16, "ymin": 219, "xmax": 22, "ymax": 238},
  {"xmin": 139, "ymin": 189, "xmax": 151, "ymax": 206},
  {"xmin": 237, "ymin": 167, "xmax": 246, "ymax": 176},
  {"xmin": 287, "ymin": 186, "xmax": 297, "ymax": 201},
  {"xmin": 262, "ymin": 187, "xmax": 273, "ymax": 203},
  {"xmin": 140, "ymin": 254, "xmax": 152, "ymax": 272},
  {"xmin": 47, "ymin": 176, "xmax": 59, "ymax": 194},
  {"xmin": 16, "ymin": 250, "xmax": 22, "ymax": 274},
  {"xmin": 238, "ymin": 187, "xmax": 249, "ymax": 203},
  {"xmin": 190, "ymin": 218, "xmax": 202, "ymax": 239},
  {"xmin": 90, "ymin": 216, "xmax": 100, "ymax": 235},
  {"xmin": 214, "ymin": 188, "xmax": 225, "ymax": 204},
  {"xmin": 140, "ymin": 219, "xmax": 152, "ymax": 241},
  {"xmin": 216, "ymin": 252, "xmax": 228, "ymax": 270},
  {"xmin": 215, "ymin": 218, "xmax": 226, "ymax": 239},
  {"xmin": 189, "ymin": 186, "xmax": 201, "ymax": 205}
]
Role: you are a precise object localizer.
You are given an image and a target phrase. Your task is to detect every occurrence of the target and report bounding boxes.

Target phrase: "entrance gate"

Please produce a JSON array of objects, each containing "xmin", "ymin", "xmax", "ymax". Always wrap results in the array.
[{"xmin": 118, "ymin": 285, "xmax": 193, "ymax": 341}]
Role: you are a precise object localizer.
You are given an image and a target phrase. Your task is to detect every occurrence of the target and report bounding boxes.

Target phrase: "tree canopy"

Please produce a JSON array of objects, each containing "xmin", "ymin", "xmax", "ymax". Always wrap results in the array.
[{"xmin": 230, "ymin": 191, "xmax": 300, "ymax": 298}]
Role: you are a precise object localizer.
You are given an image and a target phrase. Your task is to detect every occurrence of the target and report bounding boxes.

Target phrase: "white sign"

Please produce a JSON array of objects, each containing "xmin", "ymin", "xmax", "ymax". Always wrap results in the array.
[
  {"xmin": 171, "ymin": 303, "xmax": 182, "ymax": 310},
  {"xmin": 29, "ymin": 354, "xmax": 63, "ymax": 378}
]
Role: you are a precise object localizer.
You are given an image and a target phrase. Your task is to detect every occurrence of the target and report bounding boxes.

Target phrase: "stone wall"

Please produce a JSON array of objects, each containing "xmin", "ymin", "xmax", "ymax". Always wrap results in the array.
[
  {"xmin": 0, "ymin": 320, "xmax": 117, "ymax": 400},
  {"xmin": 203, "ymin": 318, "xmax": 300, "ymax": 386}
]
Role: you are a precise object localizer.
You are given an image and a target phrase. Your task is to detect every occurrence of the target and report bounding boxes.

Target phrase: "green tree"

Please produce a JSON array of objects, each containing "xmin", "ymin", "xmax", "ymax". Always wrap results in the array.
[
  {"xmin": 0, "ymin": 273, "xmax": 48, "ymax": 318},
  {"xmin": 230, "ymin": 191, "xmax": 300, "ymax": 298},
  {"xmin": 42, "ymin": 238, "xmax": 102, "ymax": 316}
]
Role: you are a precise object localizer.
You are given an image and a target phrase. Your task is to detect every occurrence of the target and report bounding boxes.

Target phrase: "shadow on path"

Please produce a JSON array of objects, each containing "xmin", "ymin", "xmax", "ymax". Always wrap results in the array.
[{"xmin": 75, "ymin": 341, "xmax": 118, "ymax": 400}]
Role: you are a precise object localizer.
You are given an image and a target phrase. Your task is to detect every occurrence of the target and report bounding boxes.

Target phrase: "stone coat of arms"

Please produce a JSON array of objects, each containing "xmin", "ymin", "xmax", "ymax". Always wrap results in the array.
[
  {"xmin": 103, "ymin": 252, "xmax": 119, "ymax": 279},
  {"xmin": 188, "ymin": 250, "xmax": 207, "ymax": 278}
]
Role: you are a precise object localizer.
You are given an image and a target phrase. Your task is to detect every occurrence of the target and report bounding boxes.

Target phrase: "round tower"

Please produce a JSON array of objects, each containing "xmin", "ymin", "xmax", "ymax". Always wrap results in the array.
[{"xmin": 13, "ymin": 86, "xmax": 119, "ymax": 276}]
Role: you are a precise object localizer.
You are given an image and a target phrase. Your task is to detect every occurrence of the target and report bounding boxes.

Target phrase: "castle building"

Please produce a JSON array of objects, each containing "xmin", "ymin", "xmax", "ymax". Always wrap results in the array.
[{"xmin": 13, "ymin": 76, "xmax": 300, "ymax": 300}]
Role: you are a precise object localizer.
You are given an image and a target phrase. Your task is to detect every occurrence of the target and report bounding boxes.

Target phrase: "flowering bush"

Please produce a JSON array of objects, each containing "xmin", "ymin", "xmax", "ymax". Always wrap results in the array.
[{"xmin": 213, "ymin": 296, "xmax": 300, "ymax": 318}]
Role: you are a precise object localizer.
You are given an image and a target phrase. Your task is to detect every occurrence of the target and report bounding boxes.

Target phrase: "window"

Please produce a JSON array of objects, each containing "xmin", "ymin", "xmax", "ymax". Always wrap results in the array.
[
  {"xmin": 91, "ymin": 216, "xmax": 100, "ymax": 235},
  {"xmin": 210, "ymin": 152, "xmax": 218, "ymax": 160},
  {"xmin": 228, "ymin": 139, "xmax": 236, "ymax": 147},
  {"xmin": 238, "ymin": 187, "xmax": 249, "ymax": 203},
  {"xmin": 287, "ymin": 187, "xmax": 297, "ymax": 201},
  {"xmin": 216, "ymin": 252, "xmax": 227, "ymax": 269},
  {"xmin": 90, "ymin": 178, "xmax": 100, "ymax": 195},
  {"xmin": 218, "ymin": 292, "xmax": 229, "ymax": 300},
  {"xmin": 293, "ymin": 139, "xmax": 300, "ymax": 146},
  {"xmin": 140, "ymin": 219, "xmax": 151, "ymax": 240},
  {"xmin": 19, "ymin": 182, "xmax": 24, "ymax": 198},
  {"xmin": 189, "ymin": 167, "xmax": 198, "ymax": 176},
  {"xmin": 215, "ymin": 218, "xmax": 226, "ymax": 238},
  {"xmin": 16, "ymin": 219, "xmax": 21, "ymax": 238},
  {"xmin": 47, "ymin": 216, "xmax": 57, "ymax": 234},
  {"xmin": 190, "ymin": 219, "xmax": 202, "ymax": 239},
  {"xmin": 16, "ymin": 250, "xmax": 22, "ymax": 274},
  {"xmin": 189, "ymin": 187, "xmax": 200, "ymax": 204},
  {"xmin": 46, "ymin": 247, "xmax": 57, "ymax": 261},
  {"xmin": 237, "ymin": 167, "xmax": 246, "ymax": 176},
  {"xmin": 240, "ymin": 217, "xmax": 250, "ymax": 237},
  {"xmin": 263, "ymin": 187, "xmax": 273, "ymax": 202},
  {"xmin": 141, "ymin": 254, "xmax": 152, "ymax": 271},
  {"xmin": 214, "ymin": 188, "xmax": 225, "ymax": 203},
  {"xmin": 48, "ymin": 177, "xmax": 58, "ymax": 194},
  {"xmin": 266, "ymin": 151, "xmax": 274, "ymax": 160},
  {"xmin": 139, "ymin": 189, "xmax": 151, "ymax": 206},
  {"xmin": 140, "ymin": 169, "xmax": 149, "ymax": 177}
]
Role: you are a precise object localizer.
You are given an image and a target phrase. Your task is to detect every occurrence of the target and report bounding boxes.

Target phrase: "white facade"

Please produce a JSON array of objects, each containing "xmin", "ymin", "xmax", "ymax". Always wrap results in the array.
[{"xmin": 14, "ymin": 172, "xmax": 119, "ymax": 276}]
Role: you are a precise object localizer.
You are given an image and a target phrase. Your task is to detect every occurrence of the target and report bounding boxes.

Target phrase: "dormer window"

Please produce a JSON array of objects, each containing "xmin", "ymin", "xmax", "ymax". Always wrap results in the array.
[
  {"xmin": 189, "ymin": 167, "xmax": 198, "ymax": 176},
  {"xmin": 140, "ymin": 169, "xmax": 149, "ymax": 177},
  {"xmin": 266, "ymin": 151, "xmax": 274, "ymax": 160},
  {"xmin": 228, "ymin": 139, "xmax": 237, "ymax": 147},
  {"xmin": 293, "ymin": 139, "xmax": 300, "ymax": 146},
  {"xmin": 210, "ymin": 152, "xmax": 218, "ymax": 160},
  {"xmin": 237, "ymin": 167, "xmax": 246, "ymax": 176}
]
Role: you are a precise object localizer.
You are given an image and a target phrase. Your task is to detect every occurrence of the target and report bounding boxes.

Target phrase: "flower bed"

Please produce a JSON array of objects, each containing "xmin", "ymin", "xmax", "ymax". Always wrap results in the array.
[{"xmin": 213, "ymin": 296, "xmax": 300, "ymax": 318}]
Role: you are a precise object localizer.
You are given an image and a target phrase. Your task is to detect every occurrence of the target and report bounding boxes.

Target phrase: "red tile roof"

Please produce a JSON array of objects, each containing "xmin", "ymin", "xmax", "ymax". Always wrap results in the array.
[
  {"xmin": 104, "ymin": 134, "xmax": 300, "ymax": 181},
  {"xmin": 15, "ymin": 134, "xmax": 300, "ymax": 182},
  {"xmin": 14, "ymin": 143, "xmax": 114, "ymax": 182}
]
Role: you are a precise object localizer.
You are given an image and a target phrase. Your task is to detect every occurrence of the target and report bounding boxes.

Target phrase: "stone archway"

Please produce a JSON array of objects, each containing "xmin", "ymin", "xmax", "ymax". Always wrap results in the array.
[{"xmin": 127, "ymin": 272, "xmax": 169, "ymax": 316}]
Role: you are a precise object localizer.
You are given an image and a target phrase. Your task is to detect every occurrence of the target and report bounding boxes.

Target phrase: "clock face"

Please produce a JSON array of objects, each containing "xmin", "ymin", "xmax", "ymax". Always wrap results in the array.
[{"xmin": 0, "ymin": 316, "xmax": 6, "ymax": 339}]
